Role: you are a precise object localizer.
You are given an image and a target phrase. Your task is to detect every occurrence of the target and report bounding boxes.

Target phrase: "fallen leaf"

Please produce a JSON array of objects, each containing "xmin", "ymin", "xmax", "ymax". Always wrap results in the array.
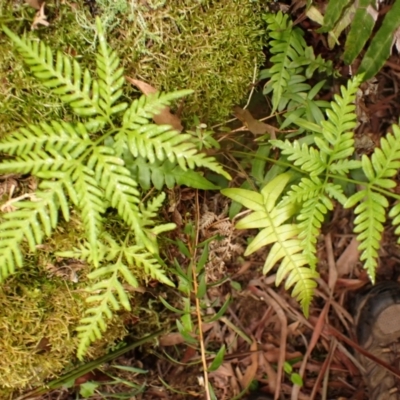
[
  {"xmin": 233, "ymin": 106, "xmax": 277, "ymax": 138},
  {"xmin": 31, "ymin": 2, "xmax": 50, "ymax": 30},
  {"xmin": 125, "ymin": 76, "xmax": 183, "ymax": 132},
  {"xmin": 25, "ymin": 0, "xmax": 42, "ymax": 9},
  {"xmin": 336, "ymin": 237, "xmax": 360, "ymax": 277}
]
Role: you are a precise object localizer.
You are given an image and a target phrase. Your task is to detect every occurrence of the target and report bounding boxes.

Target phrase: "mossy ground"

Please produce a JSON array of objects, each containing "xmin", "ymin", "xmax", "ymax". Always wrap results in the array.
[{"xmin": 0, "ymin": 0, "xmax": 265, "ymax": 395}]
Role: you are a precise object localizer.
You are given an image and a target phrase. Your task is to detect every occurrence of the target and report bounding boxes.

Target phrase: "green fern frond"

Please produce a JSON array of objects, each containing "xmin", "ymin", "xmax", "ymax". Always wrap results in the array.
[
  {"xmin": 263, "ymin": 12, "xmax": 307, "ymax": 111},
  {"xmin": 272, "ymin": 140, "xmax": 327, "ymax": 176},
  {"xmin": 124, "ymin": 125, "xmax": 230, "ymax": 179},
  {"xmin": 123, "ymin": 246, "xmax": 173, "ymax": 286},
  {"xmin": 389, "ymin": 202, "xmax": 400, "ymax": 240},
  {"xmin": 75, "ymin": 237, "xmax": 171, "ymax": 358},
  {"xmin": 0, "ymin": 121, "xmax": 87, "ymax": 156},
  {"xmin": 72, "ymin": 165, "xmax": 106, "ymax": 267},
  {"xmin": 316, "ymin": 75, "xmax": 361, "ymax": 162},
  {"xmin": 345, "ymin": 125, "xmax": 400, "ymax": 280},
  {"xmin": 126, "ymin": 156, "xmax": 218, "ymax": 190},
  {"xmin": 281, "ymin": 177, "xmax": 324, "ymax": 205},
  {"xmin": 324, "ymin": 182, "xmax": 347, "ymax": 205},
  {"xmin": 2, "ymin": 26, "xmax": 101, "ymax": 118},
  {"xmin": 0, "ymin": 150, "xmax": 69, "ymax": 175},
  {"xmin": 351, "ymin": 189, "xmax": 386, "ymax": 281},
  {"xmin": 223, "ymin": 173, "xmax": 319, "ymax": 315},
  {"xmin": 328, "ymin": 159, "xmax": 361, "ymax": 175},
  {"xmin": 297, "ymin": 194, "xmax": 333, "ymax": 268},
  {"xmin": 77, "ymin": 261, "xmax": 130, "ymax": 359},
  {"xmin": 95, "ymin": 18, "xmax": 126, "ymax": 115},
  {"xmin": 0, "ymin": 184, "xmax": 63, "ymax": 281},
  {"xmin": 0, "ymin": 17, "xmax": 230, "ymax": 360}
]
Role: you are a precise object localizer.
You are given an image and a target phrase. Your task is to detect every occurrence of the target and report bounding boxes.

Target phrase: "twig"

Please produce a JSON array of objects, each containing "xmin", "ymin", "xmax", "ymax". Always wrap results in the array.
[
  {"xmin": 193, "ymin": 190, "xmax": 212, "ymax": 400},
  {"xmin": 243, "ymin": 58, "xmax": 259, "ymax": 110}
]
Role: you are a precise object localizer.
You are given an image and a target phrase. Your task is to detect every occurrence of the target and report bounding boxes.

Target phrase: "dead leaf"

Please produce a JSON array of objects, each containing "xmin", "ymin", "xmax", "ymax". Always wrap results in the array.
[
  {"xmin": 366, "ymin": 5, "xmax": 379, "ymax": 22},
  {"xmin": 125, "ymin": 76, "xmax": 183, "ymax": 132},
  {"xmin": 233, "ymin": 106, "xmax": 277, "ymax": 138},
  {"xmin": 394, "ymin": 26, "xmax": 400, "ymax": 53},
  {"xmin": 336, "ymin": 237, "xmax": 360, "ymax": 276},
  {"xmin": 31, "ymin": 2, "xmax": 50, "ymax": 30},
  {"xmin": 25, "ymin": 0, "xmax": 42, "ymax": 9}
]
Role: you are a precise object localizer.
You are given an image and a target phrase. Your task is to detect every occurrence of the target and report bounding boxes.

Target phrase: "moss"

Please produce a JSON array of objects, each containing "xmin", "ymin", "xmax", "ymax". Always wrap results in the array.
[
  {"xmin": 0, "ymin": 254, "xmax": 128, "ymax": 393},
  {"xmin": 0, "ymin": 0, "xmax": 264, "ymax": 132},
  {"xmin": 98, "ymin": 0, "xmax": 265, "ymax": 124}
]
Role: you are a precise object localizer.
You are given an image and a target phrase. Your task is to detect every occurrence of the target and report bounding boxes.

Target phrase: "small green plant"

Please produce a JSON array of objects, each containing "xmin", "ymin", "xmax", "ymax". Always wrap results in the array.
[
  {"xmin": 0, "ymin": 18, "xmax": 229, "ymax": 359},
  {"xmin": 261, "ymin": 12, "xmax": 334, "ymax": 129},
  {"xmin": 223, "ymin": 74, "xmax": 400, "ymax": 314}
]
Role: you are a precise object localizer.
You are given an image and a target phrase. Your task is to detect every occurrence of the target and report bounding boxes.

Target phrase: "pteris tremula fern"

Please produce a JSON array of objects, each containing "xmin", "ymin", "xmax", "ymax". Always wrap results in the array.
[
  {"xmin": 223, "ymin": 74, "xmax": 400, "ymax": 315},
  {"xmin": 0, "ymin": 18, "xmax": 230, "ymax": 359}
]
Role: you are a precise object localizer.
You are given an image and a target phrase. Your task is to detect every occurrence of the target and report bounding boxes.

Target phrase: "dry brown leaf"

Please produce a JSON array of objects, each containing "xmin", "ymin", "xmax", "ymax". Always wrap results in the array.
[
  {"xmin": 336, "ymin": 237, "xmax": 360, "ymax": 276},
  {"xmin": 233, "ymin": 105, "xmax": 277, "ymax": 138},
  {"xmin": 31, "ymin": 2, "xmax": 50, "ymax": 30},
  {"xmin": 25, "ymin": 0, "xmax": 42, "ymax": 9},
  {"xmin": 125, "ymin": 76, "xmax": 183, "ymax": 132}
]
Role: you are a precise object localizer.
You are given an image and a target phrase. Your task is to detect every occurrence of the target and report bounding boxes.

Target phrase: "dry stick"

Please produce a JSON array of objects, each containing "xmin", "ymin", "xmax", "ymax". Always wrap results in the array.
[
  {"xmin": 248, "ymin": 285, "xmax": 287, "ymax": 400},
  {"xmin": 322, "ymin": 339, "xmax": 338, "ymax": 400},
  {"xmin": 193, "ymin": 190, "xmax": 212, "ymax": 400},
  {"xmin": 308, "ymin": 333, "xmax": 338, "ymax": 400},
  {"xmin": 243, "ymin": 58, "xmax": 259, "ymax": 110}
]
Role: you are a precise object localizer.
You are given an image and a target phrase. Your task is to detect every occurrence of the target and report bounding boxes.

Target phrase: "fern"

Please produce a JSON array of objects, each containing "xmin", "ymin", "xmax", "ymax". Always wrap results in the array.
[
  {"xmin": 345, "ymin": 125, "xmax": 400, "ymax": 281},
  {"xmin": 226, "ymin": 60, "xmax": 400, "ymax": 311},
  {"xmin": 223, "ymin": 74, "xmax": 380, "ymax": 312},
  {"xmin": 223, "ymin": 173, "xmax": 318, "ymax": 315},
  {"xmin": 0, "ymin": 18, "xmax": 229, "ymax": 358},
  {"xmin": 261, "ymin": 11, "xmax": 333, "ymax": 127}
]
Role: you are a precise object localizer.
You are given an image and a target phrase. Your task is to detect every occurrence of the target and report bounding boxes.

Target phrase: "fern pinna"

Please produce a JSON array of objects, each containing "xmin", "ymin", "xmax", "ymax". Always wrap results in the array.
[
  {"xmin": 0, "ymin": 18, "xmax": 229, "ymax": 358},
  {"xmin": 224, "ymin": 74, "xmax": 400, "ymax": 315}
]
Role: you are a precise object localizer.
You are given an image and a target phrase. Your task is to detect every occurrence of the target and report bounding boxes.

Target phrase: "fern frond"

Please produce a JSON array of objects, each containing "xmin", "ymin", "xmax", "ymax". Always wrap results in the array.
[
  {"xmin": 0, "ymin": 184, "xmax": 64, "ymax": 281},
  {"xmin": 72, "ymin": 165, "xmax": 106, "ymax": 267},
  {"xmin": 281, "ymin": 176, "xmax": 324, "ymax": 205},
  {"xmin": 95, "ymin": 18, "xmax": 126, "ymax": 115},
  {"xmin": 126, "ymin": 156, "xmax": 217, "ymax": 190},
  {"xmin": 345, "ymin": 125, "xmax": 400, "ymax": 280},
  {"xmin": 263, "ymin": 12, "xmax": 307, "ymax": 111},
  {"xmin": 352, "ymin": 189, "xmax": 386, "ymax": 281},
  {"xmin": 2, "ymin": 26, "xmax": 101, "ymax": 118},
  {"xmin": 0, "ymin": 121, "xmax": 91, "ymax": 158},
  {"xmin": 297, "ymin": 194, "xmax": 333, "ymax": 268},
  {"xmin": 316, "ymin": 75, "xmax": 362, "ymax": 162},
  {"xmin": 223, "ymin": 173, "xmax": 319, "ymax": 315},
  {"xmin": 123, "ymin": 245, "xmax": 173, "ymax": 286},
  {"xmin": 77, "ymin": 262, "xmax": 130, "ymax": 359},
  {"xmin": 0, "ymin": 151, "xmax": 69, "ymax": 175},
  {"xmin": 324, "ymin": 182, "xmax": 347, "ymax": 205},
  {"xmin": 329, "ymin": 159, "xmax": 361, "ymax": 175},
  {"xmin": 125, "ymin": 125, "xmax": 230, "ymax": 179},
  {"xmin": 367, "ymin": 125, "xmax": 400, "ymax": 187},
  {"xmin": 272, "ymin": 139, "xmax": 327, "ymax": 176}
]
